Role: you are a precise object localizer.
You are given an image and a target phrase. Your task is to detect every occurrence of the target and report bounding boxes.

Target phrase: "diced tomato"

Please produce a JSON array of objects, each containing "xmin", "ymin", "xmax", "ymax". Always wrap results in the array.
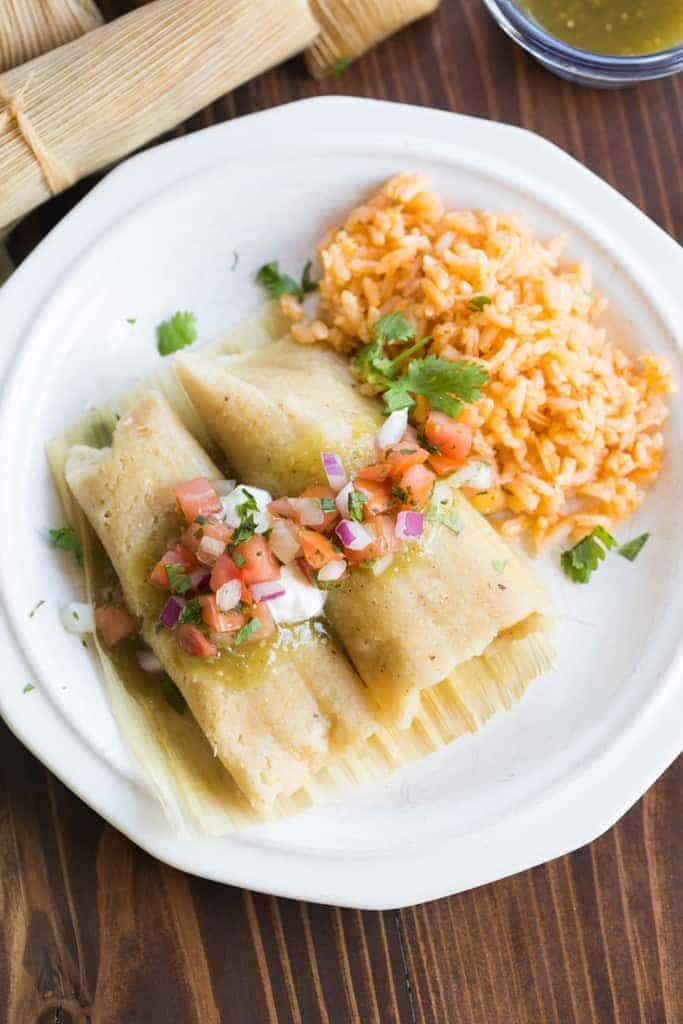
[
  {"xmin": 344, "ymin": 515, "xmax": 398, "ymax": 565},
  {"xmin": 209, "ymin": 552, "xmax": 241, "ymax": 592},
  {"xmin": 399, "ymin": 463, "xmax": 436, "ymax": 510},
  {"xmin": 245, "ymin": 603, "xmax": 277, "ymax": 644},
  {"xmin": 199, "ymin": 594, "xmax": 246, "ymax": 633},
  {"xmin": 299, "ymin": 485, "xmax": 339, "ymax": 531},
  {"xmin": 150, "ymin": 544, "xmax": 194, "ymax": 589},
  {"xmin": 177, "ymin": 623, "xmax": 217, "ymax": 658},
  {"xmin": 355, "ymin": 462, "xmax": 392, "ymax": 482},
  {"xmin": 235, "ymin": 535, "xmax": 281, "ymax": 586},
  {"xmin": 427, "ymin": 452, "xmax": 466, "ymax": 477},
  {"xmin": 182, "ymin": 518, "xmax": 232, "ymax": 556},
  {"xmin": 95, "ymin": 606, "xmax": 137, "ymax": 646},
  {"xmin": 173, "ymin": 477, "xmax": 222, "ymax": 524},
  {"xmin": 353, "ymin": 479, "xmax": 392, "ymax": 518},
  {"xmin": 383, "ymin": 442, "xmax": 429, "ymax": 479},
  {"xmin": 424, "ymin": 412, "xmax": 473, "ymax": 463},
  {"xmin": 299, "ymin": 528, "xmax": 341, "ymax": 570}
]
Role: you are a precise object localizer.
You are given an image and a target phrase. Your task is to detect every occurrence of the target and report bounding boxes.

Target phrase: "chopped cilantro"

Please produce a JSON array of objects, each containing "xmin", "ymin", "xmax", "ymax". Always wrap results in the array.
[
  {"xmin": 232, "ymin": 551, "xmax": 246, "ymax": 568},
  {"xmin": 165, "ymin": 563, "xmax": 192, "ymax": 595},
  {"xmin": 391, "ymin": 485, "xmax": 408, "ymax": 503},
  {"xmin": 126, "ymin": 317, "xmax": 136, "ymax": 324},
  {"xmin": 49, "ymin": 526, "xmax": 83, "ymax": 567},
  {"xmin": 178, "ymin": 597, "xmax": 202, "ymax": 625},
  {"xmin": 332, "ymin": 56, "xmax": 352, "ymax": 77},
  {"xmin": 320, "ymin": 497, "xmax": 336, "ymax": 512},
  {"xmin": 157, "ymin": 311, "xmax": 197, "ymax": 356},
  {"xmin": 561, "ymin": 526, "xmax": 617, "ymax": 584},
  {"xmin": 195, "ymin": 515, "xmax": 210, "ymax": 525},
  {"xmin": 23, "ymin": 683, "xmax": 35, "ymax": 694},
  {"xmin": 384, "ymin": 355, "xmax": 489, "ymax": 418},
  {"xmin": 256, "ymin": 260, "xmax": 317, "ymax": 302},
  {"xmin": 492, "ymin": 559, "xmax": 507, "ymax": 574},
  {"xmin": 467, "ymin": 295, "xmax": 492, "ymax": 313},
  {"xmin": 618, "ymin": 533, "xmax": 650, "ymax": 562},
  {"xmin": 348, "ymin": 490, "xmax": 368, "ymax": 522},
  {"xmin": 234, "ymin": 618, "xmax": 261, "ymax": 647},
  {"xmin": 29, "ymin": 600, "xmax": 45, "ymax": 618},
  {"xmin": 161, "ymin": 676, "xmax": 186, "ymax": 714}
]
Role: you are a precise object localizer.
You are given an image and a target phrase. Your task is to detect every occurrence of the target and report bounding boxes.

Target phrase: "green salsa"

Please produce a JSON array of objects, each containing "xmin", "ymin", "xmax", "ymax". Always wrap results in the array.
[{"xmin": 519, "ymin": 0, "xmax": 683, "ymax": 55}]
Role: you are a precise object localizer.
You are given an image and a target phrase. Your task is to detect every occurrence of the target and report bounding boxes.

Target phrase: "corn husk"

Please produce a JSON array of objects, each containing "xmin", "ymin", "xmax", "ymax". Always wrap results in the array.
[
  {"xmin": 0, "ymin": 0, "xmax": 319, "ymax": 232},
  {"xmin": 305, "ymin": 0, "xmax": 441, "ymax": 78},
  {"xmin": 0, "ymin": 0, "xmax": 102, "ymax": 72}
]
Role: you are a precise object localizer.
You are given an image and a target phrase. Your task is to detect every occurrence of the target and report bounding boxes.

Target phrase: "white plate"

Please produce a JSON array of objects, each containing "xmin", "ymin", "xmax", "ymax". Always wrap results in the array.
[{"xmin": 0, "ymin": 98, "xmax": 681, "ymax": 910}]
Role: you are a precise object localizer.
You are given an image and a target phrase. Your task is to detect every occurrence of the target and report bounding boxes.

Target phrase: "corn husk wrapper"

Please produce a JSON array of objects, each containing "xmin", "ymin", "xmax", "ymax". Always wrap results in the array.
[
  {"xmin": 0, "ymin": 0, "xmax": 102, "ymax": 72},
  {"xmin": 48, "ymin": 306, "xmax": 555, "ymax": 833},
  {"xmin": 0, "ymin": 0, "xmax": 319, "ymax": 232},
  {"xmin": 305, "ymin": 0, "xmax": 440, "ymax": 78}
]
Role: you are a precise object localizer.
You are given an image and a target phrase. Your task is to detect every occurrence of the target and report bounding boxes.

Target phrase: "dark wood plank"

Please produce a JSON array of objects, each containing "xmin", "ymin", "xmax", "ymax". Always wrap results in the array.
[{"xmin": 2, "ymin": 1, "xmax": 681, "ymax": 1022}]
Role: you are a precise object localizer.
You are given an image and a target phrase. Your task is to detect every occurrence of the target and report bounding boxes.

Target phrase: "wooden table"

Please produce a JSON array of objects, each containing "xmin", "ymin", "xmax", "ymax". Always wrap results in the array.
[{"xmin": 3, "ymin": 2, "xmax": 682, "ymax": 1021}]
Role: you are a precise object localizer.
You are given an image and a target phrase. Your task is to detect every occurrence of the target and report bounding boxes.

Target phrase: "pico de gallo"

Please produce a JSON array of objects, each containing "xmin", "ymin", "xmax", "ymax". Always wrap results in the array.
[{"xmin": 145, "ymin": 406, "xmax": 494, "ymax": 659}]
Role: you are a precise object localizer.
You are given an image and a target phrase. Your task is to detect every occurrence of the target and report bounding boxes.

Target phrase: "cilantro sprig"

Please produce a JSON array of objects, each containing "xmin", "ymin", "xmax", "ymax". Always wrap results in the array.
[
  {"xmin": 165, "ymin": 563, "xmax": 192, "ymax": 595},
  {"xmin": 230, "ymin": 489, "xmax": 259, "ymax": 548},
  {"xmin": 561, "ymin": 527, "xmax": 616, "ymax": 584},
  {"xmin": 49, "ymin": 526, "xmax": 83, "ymax": 567},
  {"xmin": 178, "ymin": 597, "xmax": 202, "ymax": 626},
  {"xmin": 234, "ymin": 618, "xmax": 261, "ymax": 647},
  {"xmin": 257, "ymin": 260, "xmax": 318, "ymax": 302},
  {"xmin": 354, "ymin": 311, "xmax": 488, "ymax": 418},
  {"xmin": 157, "ymin": 311, "xmax": 197, "ymax": 356}
]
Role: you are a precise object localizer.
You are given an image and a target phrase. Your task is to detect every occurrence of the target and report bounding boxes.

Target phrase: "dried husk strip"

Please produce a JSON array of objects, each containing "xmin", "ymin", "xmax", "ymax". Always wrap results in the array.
[
  {"xmin": 0, "ymin": 0, "xmax": 319, "ymax": 232},
  {"xmin": 0, "ymin": 0, "xmax": 102, "ymax": 72},
  {"xmin": 305, "ymin": 0, "xmax": 441, "ymax": 78}
]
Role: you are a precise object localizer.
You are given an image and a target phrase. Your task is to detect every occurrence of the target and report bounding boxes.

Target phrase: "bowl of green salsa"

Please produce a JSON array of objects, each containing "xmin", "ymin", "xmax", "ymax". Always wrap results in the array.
[{"xmin": 482, "ymin": 0, "xmax": 683, "ymax": 86}]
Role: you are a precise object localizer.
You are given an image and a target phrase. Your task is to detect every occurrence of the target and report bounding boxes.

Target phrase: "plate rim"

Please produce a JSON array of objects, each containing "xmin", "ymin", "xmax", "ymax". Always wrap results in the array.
[{"xmin": 0, "ymin": 96, "xmax": 681, "ymax": 909}]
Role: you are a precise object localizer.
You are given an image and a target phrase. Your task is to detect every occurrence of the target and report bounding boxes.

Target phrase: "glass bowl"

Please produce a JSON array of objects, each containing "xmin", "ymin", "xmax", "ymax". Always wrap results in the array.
[{"xmin": 482, "ymin": 0, "xmax": 683, "ymax": 87}]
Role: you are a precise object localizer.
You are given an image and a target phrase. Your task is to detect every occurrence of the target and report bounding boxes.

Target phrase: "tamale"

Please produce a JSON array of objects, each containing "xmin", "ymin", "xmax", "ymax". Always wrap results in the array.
[{"xmin": 0, "ymin": 0, "xmax": 102, "ymax": 72}]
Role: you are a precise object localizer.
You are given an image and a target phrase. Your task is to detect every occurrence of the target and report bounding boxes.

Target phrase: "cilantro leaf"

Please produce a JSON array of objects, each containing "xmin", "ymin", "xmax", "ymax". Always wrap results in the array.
[
  {"xmin": 561, "ymin": 527, "xmax": 617, "ymax": 584},
  {"xmin": 178, "ymin": 597, "xmax": 202, "ymax": 625},
  {"xmin": 234, "ymin": 618, "xmax": 261, "ymax": 647},
  {"xmin": 320, "ymin": 497, "xmax": 336, "ymax": 512},
  {"xmin": 373, "ymin": 312, "xmax": 415, "ymax": 345},
  {"xmin": 232, "ymin": 551, "xmax": 246, "ymax": 568},
  {"xmin": 332, "ymin": 57, "xmax": 352, "ymax": 77},
  {"xmin": 618, "ymin": 533, "xmax": 650, "ymax": 562},
  {"xmin": 126, "ymin": 317, "xmax": 136, "ymax": 325},
  {"xmin": 23, "ymin": 683, "xmax": 35, "ymax": 694},
  {"xmin": 348, "ymin": 490, "xmax": 368, "ymax": 523},
  {"xmin": 165, "ymin": 563, "xmax": 192, "ymax": 595},
  {"xmin": 157, "ymin": 311, "xmax": 197, "ymax": 356},
  {"xmin": 229, "ymin": 489, "xmax": 259, "ymax": 547},
  {"xmin": 161, "ymin": 675, "xmax": 186, "ymax": 714},
  {"xmin": 29, "ymin": 599, "xmax": 45, "ymax": 618},
  {"xmin": 257, "ymin": 261, "xmax": 317, "ymax": 302},
  {"xmin": 384, "ymin": 355, "xmax": 489, "ymax": 418},
  {"xmin": 467, "ymin": 295, "xmax": 492, "ymax": 313},
  {"xmin": 49, "ymin": 526, "xmax": 83, "ymax": 567}
]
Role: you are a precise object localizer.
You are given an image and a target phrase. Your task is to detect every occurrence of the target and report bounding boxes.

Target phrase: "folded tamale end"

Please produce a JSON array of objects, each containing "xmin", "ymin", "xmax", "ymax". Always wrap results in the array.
[
  {"xmin": 305, "ymin": 0, "xmax": 441, "ymax": 78},
  {"xmin": 0, "ymin": 0, "xmax": 103, "ymax": 72}
]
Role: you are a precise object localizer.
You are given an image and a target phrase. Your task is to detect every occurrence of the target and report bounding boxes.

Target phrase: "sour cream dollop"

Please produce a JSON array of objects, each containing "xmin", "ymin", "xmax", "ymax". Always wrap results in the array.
[{"xmin": 267, "ymin": 564, "xmax": 326, "ymax": 625}]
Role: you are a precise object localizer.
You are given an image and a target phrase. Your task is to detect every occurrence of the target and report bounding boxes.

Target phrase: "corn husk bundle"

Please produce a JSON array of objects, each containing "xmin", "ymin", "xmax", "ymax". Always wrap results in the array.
[
  {"xmin": 0, "ymin": 0, "xmax": 319, "ymax": 232},
  {"xmin": 0, "ymin": 0, "xmax": 102, "ymax": 72},
  {"xmin": 305, "ymin": 0, "xmax": 440, "ymax": 77},
  {"xmin": 48, "ymin": 306, "xmax": 555, "ymax": 834}
]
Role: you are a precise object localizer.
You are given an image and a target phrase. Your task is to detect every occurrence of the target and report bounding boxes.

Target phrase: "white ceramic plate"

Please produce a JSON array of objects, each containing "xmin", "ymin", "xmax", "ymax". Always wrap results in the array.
[{"xmin": 0, "ymin": 98, "xmax": 681, "ymax": 909}]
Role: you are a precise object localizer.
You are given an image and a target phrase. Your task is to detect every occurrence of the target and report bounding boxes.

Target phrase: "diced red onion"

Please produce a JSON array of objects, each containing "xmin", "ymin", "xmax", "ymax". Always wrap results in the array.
[
  {"xmin": 395, "ymin": 510, "xmax": 424, "ymax": 541},
  {"xmin": 189, "ymin": 569, "xmax": 211, "ymax": 592},
  {"xmin": 269, "ymin": 519, "xmax": 301, "ymax": 563},
  {"xmin": 321, "ymin": 452, "xmax": 347, "ymax": 492},
  {"xmin": 136, "ymin": 648, "xmax": 163, "ymax": 673},
  {"xmin": 216, "ymin": 579, "xmax": 242, "ymax": 612},
  {"xmin": 288, "ymin": 497, "xmax": 325, "ymax": 527},
  {"xmin": 376, "ymin": 409, "xmax": 408, "ymax": 451},
  {"xmin": 371, "ymin": 554, "xmax": 394, "ymax": 576},
  {"xmin": 335, "ymin": 518, "xmax": 373, "ymax": 551},
  {"xmin": 335, "ymin": 481, "xmax": 354, "ymax": 518},
  {"xmin": 197, "ymin": 534, "xmax": 226, "ymax": 565},
  {"xmin": 250, "ymin": 579, "xmax": 287, "ymax": 603},
  {"xmin": 317, "ymin": 559, "xmax": 347, "ymax": 582},
  {"xmin": 160, "ymin": 596, "xmax": 185, "ymax": 629}
]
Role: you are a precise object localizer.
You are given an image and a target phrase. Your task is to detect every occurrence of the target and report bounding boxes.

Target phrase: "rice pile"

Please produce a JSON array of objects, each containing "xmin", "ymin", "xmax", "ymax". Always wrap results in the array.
[{"xmin": 281, "ymin": 174, "xmax": 673, "ymax": 547}]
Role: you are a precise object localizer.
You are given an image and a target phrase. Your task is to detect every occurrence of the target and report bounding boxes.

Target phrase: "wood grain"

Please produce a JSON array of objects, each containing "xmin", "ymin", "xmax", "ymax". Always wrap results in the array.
[{"xmin": 2, "ymin": 2, "xmax": 681, "ymax": 1021}]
